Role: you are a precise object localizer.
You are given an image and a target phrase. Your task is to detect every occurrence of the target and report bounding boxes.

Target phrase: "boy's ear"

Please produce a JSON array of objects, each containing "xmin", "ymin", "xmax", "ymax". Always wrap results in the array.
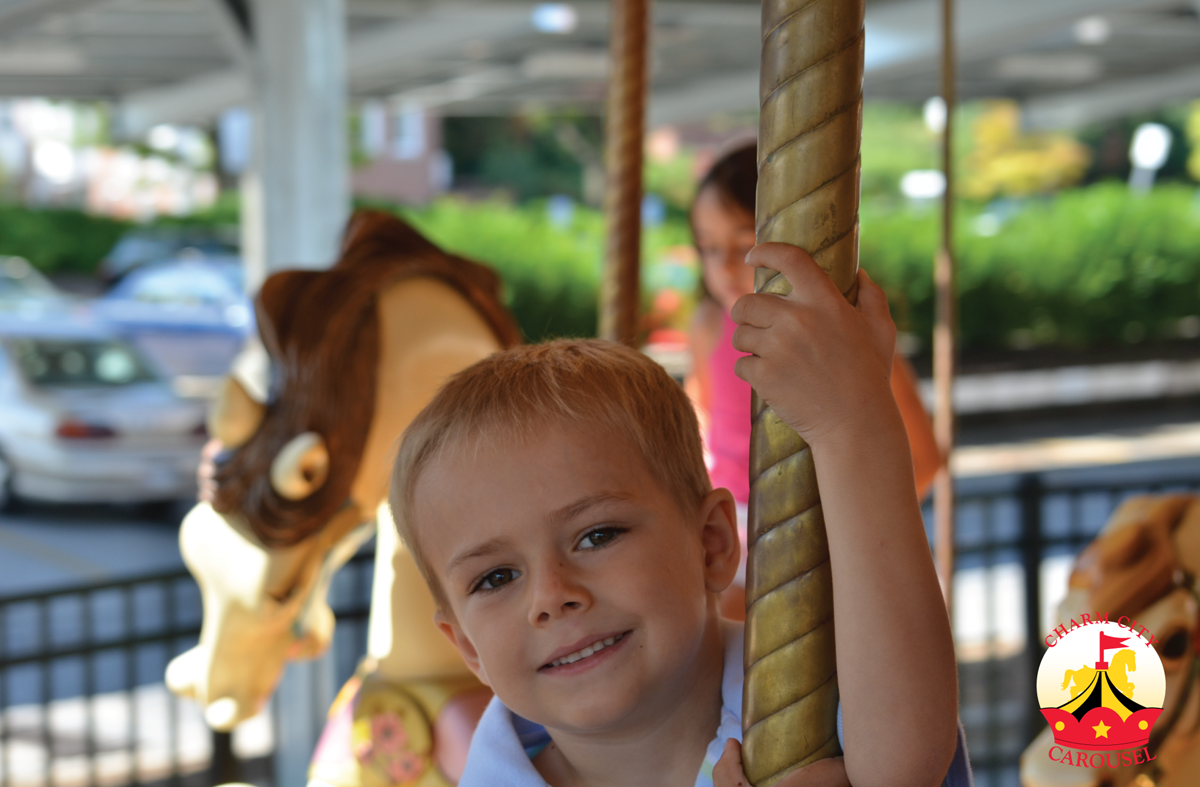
[
  {"xmin": 434, "ymin": 609, "xmax": 491, "ymax": 687},
  {"xmin": 698, "ymin": 488, "xmax": 741, "ymax": 593}
]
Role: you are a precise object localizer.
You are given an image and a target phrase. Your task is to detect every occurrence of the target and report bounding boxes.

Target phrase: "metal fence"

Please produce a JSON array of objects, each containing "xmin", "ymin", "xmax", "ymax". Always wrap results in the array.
[
  {"xmin": 3, "ymin": 457, "xmax": 1198, "ymax": 787},
  {"xmin": 0, "ymin": 550, "xmax": 375, "ymax": 787},
  {"xmin": 945, "ymin": 457, "xmax": 1200, "ymax": 787}
]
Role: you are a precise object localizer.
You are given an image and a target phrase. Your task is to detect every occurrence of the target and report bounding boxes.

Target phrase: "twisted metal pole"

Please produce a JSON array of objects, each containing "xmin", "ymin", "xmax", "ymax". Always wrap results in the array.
[
  {"xmin": 599, "ymin": 0, "xmax": 649, "ymax": 346},
  {"xmin": 742, "ymin": 1, "xmax": 864, "ymax": 785}
]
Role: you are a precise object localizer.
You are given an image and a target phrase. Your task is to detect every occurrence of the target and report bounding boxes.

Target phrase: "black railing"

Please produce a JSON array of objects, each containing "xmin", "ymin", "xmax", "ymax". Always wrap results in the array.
[
  {"xmin": 0, "ymin": 549, "xmax": 374, "ymax": 787},
  {"xmin": 4, "ymin": 457, "xmax": 1198, "ymax": 787},
  {"xmin": 943, "ymin": 457, "xmax": 1200, "ymax": 787}
]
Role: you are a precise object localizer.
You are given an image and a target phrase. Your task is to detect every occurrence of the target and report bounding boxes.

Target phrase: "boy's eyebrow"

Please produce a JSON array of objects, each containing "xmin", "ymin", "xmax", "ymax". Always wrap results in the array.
[
  {"xmin": 547, "ymin": 491, "xmax": 633, "ymax": 525},
  {"xmin": 445, "ymin": 536, "xmax": 513, "ymax": 576},
  {"xmin": 444, "ymin": 492, "xmax": 633, "ymax": 576}
]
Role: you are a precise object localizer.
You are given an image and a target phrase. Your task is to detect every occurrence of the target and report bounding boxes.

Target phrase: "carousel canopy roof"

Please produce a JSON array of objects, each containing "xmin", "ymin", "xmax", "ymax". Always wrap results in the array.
[{"xmin": 0, "ymin": 0, "xmax": 1197, "ymax": 134}]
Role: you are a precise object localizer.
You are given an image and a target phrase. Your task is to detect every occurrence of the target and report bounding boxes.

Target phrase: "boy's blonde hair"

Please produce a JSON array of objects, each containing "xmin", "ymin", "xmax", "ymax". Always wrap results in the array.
[{"xmin": 389, "ymin": 339, "xmax": 712, "ymax": 606}]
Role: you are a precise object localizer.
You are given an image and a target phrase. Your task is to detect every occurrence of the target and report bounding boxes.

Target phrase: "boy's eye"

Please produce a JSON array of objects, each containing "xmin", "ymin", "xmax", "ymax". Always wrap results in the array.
[
  {"xmin": 472, "ymin": 568, "xmax": 520, "ymax": 593},
  {"xmin": 578, "ymin": 527, "xmax": 623, "ymax": 550}
]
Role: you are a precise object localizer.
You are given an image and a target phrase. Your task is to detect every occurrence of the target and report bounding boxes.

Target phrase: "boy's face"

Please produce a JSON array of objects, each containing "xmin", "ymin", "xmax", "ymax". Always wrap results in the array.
[{"xmin": 413, "ymin": 424, "xmax": 738, "ymax": 735}]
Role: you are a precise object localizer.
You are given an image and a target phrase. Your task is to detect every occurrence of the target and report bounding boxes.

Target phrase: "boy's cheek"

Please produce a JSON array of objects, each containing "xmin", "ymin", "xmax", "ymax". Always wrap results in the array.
[{"xmin": 434, "ymin": 614, "xmax": 492, "ymax": 686}]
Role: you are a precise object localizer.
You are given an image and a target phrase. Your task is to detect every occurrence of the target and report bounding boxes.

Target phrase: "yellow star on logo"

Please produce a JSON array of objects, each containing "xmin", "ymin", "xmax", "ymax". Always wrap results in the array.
[{"xmin": 1092, "ymin": 721, "xmax": 1111, "ymax": 739}]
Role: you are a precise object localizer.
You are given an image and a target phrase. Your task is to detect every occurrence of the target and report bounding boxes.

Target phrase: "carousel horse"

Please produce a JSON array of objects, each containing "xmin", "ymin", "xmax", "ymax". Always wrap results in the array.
[
  {"xmin": 1021, "ymin": 495, "xmax": 1200, "ymax": 787},
  {"xmin": 164, "ymin": 210, "xmax": 521, "ymax": 787}
]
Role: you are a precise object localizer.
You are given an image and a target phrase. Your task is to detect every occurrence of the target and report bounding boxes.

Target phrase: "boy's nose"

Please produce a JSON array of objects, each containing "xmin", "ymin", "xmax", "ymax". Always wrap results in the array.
[{"xmin": 528, "ymin": 564, "xmax": 592, "ymax": 625}]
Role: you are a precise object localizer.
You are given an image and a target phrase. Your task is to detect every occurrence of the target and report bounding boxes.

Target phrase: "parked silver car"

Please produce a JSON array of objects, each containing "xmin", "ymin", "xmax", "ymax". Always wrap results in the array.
[{"xmin": 0, "ymin": 313, "xmax": 208, "ymax": 508}]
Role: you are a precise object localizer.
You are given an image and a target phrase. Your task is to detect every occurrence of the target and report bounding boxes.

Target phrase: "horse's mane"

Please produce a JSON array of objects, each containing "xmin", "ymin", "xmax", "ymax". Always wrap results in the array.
[{"xmin": 212, "ymin": 209, "xmax": 520, "ymax": 547}]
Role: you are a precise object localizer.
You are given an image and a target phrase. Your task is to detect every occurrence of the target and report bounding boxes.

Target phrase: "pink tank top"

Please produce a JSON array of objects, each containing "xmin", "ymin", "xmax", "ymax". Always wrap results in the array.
[{"xmin": 708, "ymin": 311, "xmax": 752, "ymax": 503}]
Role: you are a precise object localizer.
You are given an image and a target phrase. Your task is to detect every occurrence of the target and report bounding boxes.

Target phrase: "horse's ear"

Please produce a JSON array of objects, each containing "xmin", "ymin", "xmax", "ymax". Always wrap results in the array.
[
  {"xmin": 256, "ymin": 270, "xmax": 321, "ymax": 357},
  {"xmin": 336, "ymin": 209, "xmax": 438, "ymax": 270}
]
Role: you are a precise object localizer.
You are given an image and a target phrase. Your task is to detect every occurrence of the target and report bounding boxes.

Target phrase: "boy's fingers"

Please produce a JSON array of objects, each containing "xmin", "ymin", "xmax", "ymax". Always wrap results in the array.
[
  {"xmin": 854, "ymin": 269, "xmax": 890, "ymax": 321},
  {"xmin": 744, "ymin": 243, "xmax": 841, "ymax": 304},
  {"xmin": 712, "ymin": 739, "xmax": 749, "ymax": 787},
  {"xmin": 731, "ymin": 324, "xmax": 768, "ymax": 357},
  {"xmin": 730, "ymin": 292, "xmax": 786, "ymax": 329},
  {"xmin": 853, "ymin": 269, "xmax": 898, "ymax": 365},
  {"xmin": 732, "ymin": 354, "xmax": 763, "ymax": 386}
]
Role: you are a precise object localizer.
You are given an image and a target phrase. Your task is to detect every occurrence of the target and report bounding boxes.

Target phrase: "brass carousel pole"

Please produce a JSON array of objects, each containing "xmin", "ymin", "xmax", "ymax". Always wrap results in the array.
[
  {"xmin": 742, "ymin": 0, "xmax": 864, "ymax": 784},
  {"xmin": 598, "ymin": 0, "xmax": 650, "ymax": 346},
  {"xmin": 932, "ymin": 0, "xmax": 957, "ymax": 610}
]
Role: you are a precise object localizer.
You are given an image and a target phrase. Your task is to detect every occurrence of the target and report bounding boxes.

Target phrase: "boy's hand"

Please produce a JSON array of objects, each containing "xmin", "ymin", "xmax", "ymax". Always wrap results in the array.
[
  {"xmin": 730, "ymin": 243, "xmax": 896, "ymax": 446},
  {"xmin": 713, "ymin": 739, "xmax": 851, "ymax": 787}
]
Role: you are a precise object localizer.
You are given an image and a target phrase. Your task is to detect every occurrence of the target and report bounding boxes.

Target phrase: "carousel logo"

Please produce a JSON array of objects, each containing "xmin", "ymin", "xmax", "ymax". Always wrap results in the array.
[{"xmin": 1038, "ymin": 615, "xmax": 1165, "ymax": 767}]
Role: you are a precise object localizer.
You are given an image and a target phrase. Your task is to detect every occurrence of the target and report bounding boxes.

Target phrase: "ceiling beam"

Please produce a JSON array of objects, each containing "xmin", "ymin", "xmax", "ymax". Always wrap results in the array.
[
  {"xmin": 0, "ymin": 0, "xmax": 98, "ymax": 32},
  {"xmin": 118, "ymin": 69, "xmax": 248, "ymax": 137},
  {"xmin": 863, "ymin": 0, "xmax": 1178, "ymax": 79},
  {"xmin": 205, "ymin": 0, "xmax": 253, "ymax": 69},
  {"xmin": 117, "ymin": 2, "xmax": 537, "ymax": 133},
  {"xmin": 1023, "ymin": 62, "xmax": 1200, "ymax": 129},
  {"xmin": 648, "ymin": 70, "xmax": 757, "ymax": 126}
]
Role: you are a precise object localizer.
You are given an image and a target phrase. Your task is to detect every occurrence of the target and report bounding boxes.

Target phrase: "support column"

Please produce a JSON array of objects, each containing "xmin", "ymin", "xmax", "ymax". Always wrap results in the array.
[
  {"xmin": 236, "ymin": 1, "xmax": 348, "ymax": 782},
  {"xmin": 243, "ymin": 0, "xmax": 349, "ymax": 289}
]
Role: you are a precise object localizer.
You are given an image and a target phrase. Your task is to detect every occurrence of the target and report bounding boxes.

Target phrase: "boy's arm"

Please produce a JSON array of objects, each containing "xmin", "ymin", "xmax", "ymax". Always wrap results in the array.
[{"xmin": 730, "ymin": 244, "xmax": 958, "ymax": 787}]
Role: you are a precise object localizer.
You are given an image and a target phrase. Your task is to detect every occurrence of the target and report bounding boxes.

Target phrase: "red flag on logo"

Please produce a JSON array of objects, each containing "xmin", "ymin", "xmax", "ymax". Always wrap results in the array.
[{"xmin": 1100, "ymin": 632, "xmax": 1129, "ymax": 652}]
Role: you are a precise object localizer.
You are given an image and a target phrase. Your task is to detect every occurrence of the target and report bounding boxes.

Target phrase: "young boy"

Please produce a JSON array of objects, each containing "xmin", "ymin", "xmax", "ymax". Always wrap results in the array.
[{"xmin": 389, "ymin": 244, "xmax": 972, "ymax": 787}]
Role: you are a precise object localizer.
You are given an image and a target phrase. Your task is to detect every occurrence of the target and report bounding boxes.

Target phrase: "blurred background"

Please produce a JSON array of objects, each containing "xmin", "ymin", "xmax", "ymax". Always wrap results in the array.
[{"xmin": 0, "ymin": 1, "xmax": 1197, "ymax": 787}]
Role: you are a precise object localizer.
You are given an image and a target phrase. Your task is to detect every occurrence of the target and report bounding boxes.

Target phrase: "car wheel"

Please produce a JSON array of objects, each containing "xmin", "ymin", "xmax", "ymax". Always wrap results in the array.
[
  {"xmin": 0, "ymin": 451, "xmax": 16, "ymax": 513},
  {"xmin": 139, "ymin": 498, "xmax": 181, "ymax": 523}
]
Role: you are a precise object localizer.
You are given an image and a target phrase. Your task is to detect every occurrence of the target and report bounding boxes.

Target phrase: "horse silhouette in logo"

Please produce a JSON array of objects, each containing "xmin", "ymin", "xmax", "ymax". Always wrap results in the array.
[{"xmin": 1062, "ymin": 648, "xmax": 1137, "ymax": 700}]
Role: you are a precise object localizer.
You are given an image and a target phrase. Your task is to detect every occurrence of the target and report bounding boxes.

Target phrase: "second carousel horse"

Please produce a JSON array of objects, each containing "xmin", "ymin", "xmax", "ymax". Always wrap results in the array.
[{"xmin": 1021, "ymin": 495, "xmax": 1200, "ymax": 787}]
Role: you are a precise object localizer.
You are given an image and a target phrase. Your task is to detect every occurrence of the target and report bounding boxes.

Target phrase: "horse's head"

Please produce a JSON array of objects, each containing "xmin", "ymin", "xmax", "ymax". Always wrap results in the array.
[
  {"xmin": 166, "ymin": 212, "xmax": 519, "ymax": 729},
  {"xmin": 1022, "ymin": 496, "xmax": 1200, "ymax": 787},
  {"xmin": 1067, "ymin": 496, "xmax": 1192, "ymax": 621}
]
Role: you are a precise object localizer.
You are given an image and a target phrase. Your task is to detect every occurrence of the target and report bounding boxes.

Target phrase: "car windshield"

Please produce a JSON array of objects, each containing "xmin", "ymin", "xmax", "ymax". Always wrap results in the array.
[
  {"xmin": 9, "ymin": 339, "xmax": 157, "ymax": 387},
  {"xmin": 117, "ymin": 266, "xmax": 241, "ymax": 306}
]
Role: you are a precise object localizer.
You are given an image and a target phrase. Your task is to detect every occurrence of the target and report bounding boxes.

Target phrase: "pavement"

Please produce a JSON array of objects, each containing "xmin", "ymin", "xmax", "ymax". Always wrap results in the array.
[
  {"xmin": 0, "ymin": 685, "xmax": 272, "ymax": 787},
  {"xmin": 0, "ymin": 503, "xmax": 188, "ymax": 598}
]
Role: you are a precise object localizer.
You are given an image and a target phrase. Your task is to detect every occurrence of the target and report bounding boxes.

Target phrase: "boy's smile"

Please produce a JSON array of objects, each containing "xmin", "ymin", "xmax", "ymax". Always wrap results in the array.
[{"xmin": 412, "ymin": 423, "xmax": 738, "ymax": 737}]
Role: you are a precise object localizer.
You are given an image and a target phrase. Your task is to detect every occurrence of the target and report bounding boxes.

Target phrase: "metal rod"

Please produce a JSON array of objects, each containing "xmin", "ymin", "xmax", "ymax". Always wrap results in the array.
[
  {"xmin": 40, "ymin": 599, "xmax": 51, "ymax": 787},
  {"xmin": 82, "ymin": 592, "xmax": 95, "ymax": 787},
  {"xmin": 1019, "ymin": 474, "xmax": 1045, "ymax": 749},
  {"xmin": 932, "ymin": 0, "xmax": 957, "ymax": 611},
  {"xmin": 598, "ymin": 0, "xmax": 649, "ymax": 346},
  {"xmin": 1, "ymin": 604, "xmax": 8, "ymax": 787},
  {"xmin": 124, "ymin": 588, "xmax": 139, "ymax": 787},
  {"xmin": 742, "ymin": 0, "xmax": 864, "ymax": 783},
  {"xmin": 163, "ymin": 581, "xmax": 180, "ymax": 787}
]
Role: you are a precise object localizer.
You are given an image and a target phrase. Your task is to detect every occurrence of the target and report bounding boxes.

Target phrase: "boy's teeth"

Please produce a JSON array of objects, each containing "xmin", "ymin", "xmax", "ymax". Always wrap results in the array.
[{"xmin": 549, "ymin": 635, "xmax": 621, "ymax": 668}]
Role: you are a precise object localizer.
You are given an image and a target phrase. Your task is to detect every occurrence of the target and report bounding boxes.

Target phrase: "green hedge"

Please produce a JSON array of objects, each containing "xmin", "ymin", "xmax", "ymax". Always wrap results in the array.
[
  {"xmin": 395, "ymin": 198, "xmax": 693, "ymax": 342},
  {"xmin": 0, "ymin": 206, "xmax": 130, "ymax": 275},
  {"xmin": 4, "ymin": 182, "xmax": 1200, "ymax": 351},
  {"xmin": 862, "ymin": 183, "xmax": 1200, "ymax": 350}
]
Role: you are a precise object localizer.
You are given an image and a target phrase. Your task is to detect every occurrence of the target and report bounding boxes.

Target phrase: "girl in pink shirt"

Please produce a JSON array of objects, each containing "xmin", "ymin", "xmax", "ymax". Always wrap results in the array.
[{"xmin": 687, "ymin": 143, "xmax": 942, "ymax": 618}]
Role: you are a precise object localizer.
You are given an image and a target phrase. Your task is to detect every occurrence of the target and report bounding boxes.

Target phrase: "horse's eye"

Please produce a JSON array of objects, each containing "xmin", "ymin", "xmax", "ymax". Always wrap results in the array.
[{"xmin": 1159, "ymin": 629, "xmax": 1189, "ymax": 660}]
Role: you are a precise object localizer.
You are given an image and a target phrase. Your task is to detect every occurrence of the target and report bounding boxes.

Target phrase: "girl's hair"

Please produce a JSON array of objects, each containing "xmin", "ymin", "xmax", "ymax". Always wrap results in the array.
[
  {"xmin": 691, "ymin": 142, "xmax": 757, "ymax": 302},
  {"xmin": 695, "ymin": 143, "xmax": 757, "ymax": 217}
]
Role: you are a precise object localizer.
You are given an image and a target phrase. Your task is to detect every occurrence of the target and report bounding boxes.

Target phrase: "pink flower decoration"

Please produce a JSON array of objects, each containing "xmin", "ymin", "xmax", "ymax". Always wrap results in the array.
[
  {"xmin": 372, "ymin": 711, "xmax": 408, "ymax": 754},
  {"xmin": 386, "ymin": 752, "xmax": 425, "ymax": 784}
]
